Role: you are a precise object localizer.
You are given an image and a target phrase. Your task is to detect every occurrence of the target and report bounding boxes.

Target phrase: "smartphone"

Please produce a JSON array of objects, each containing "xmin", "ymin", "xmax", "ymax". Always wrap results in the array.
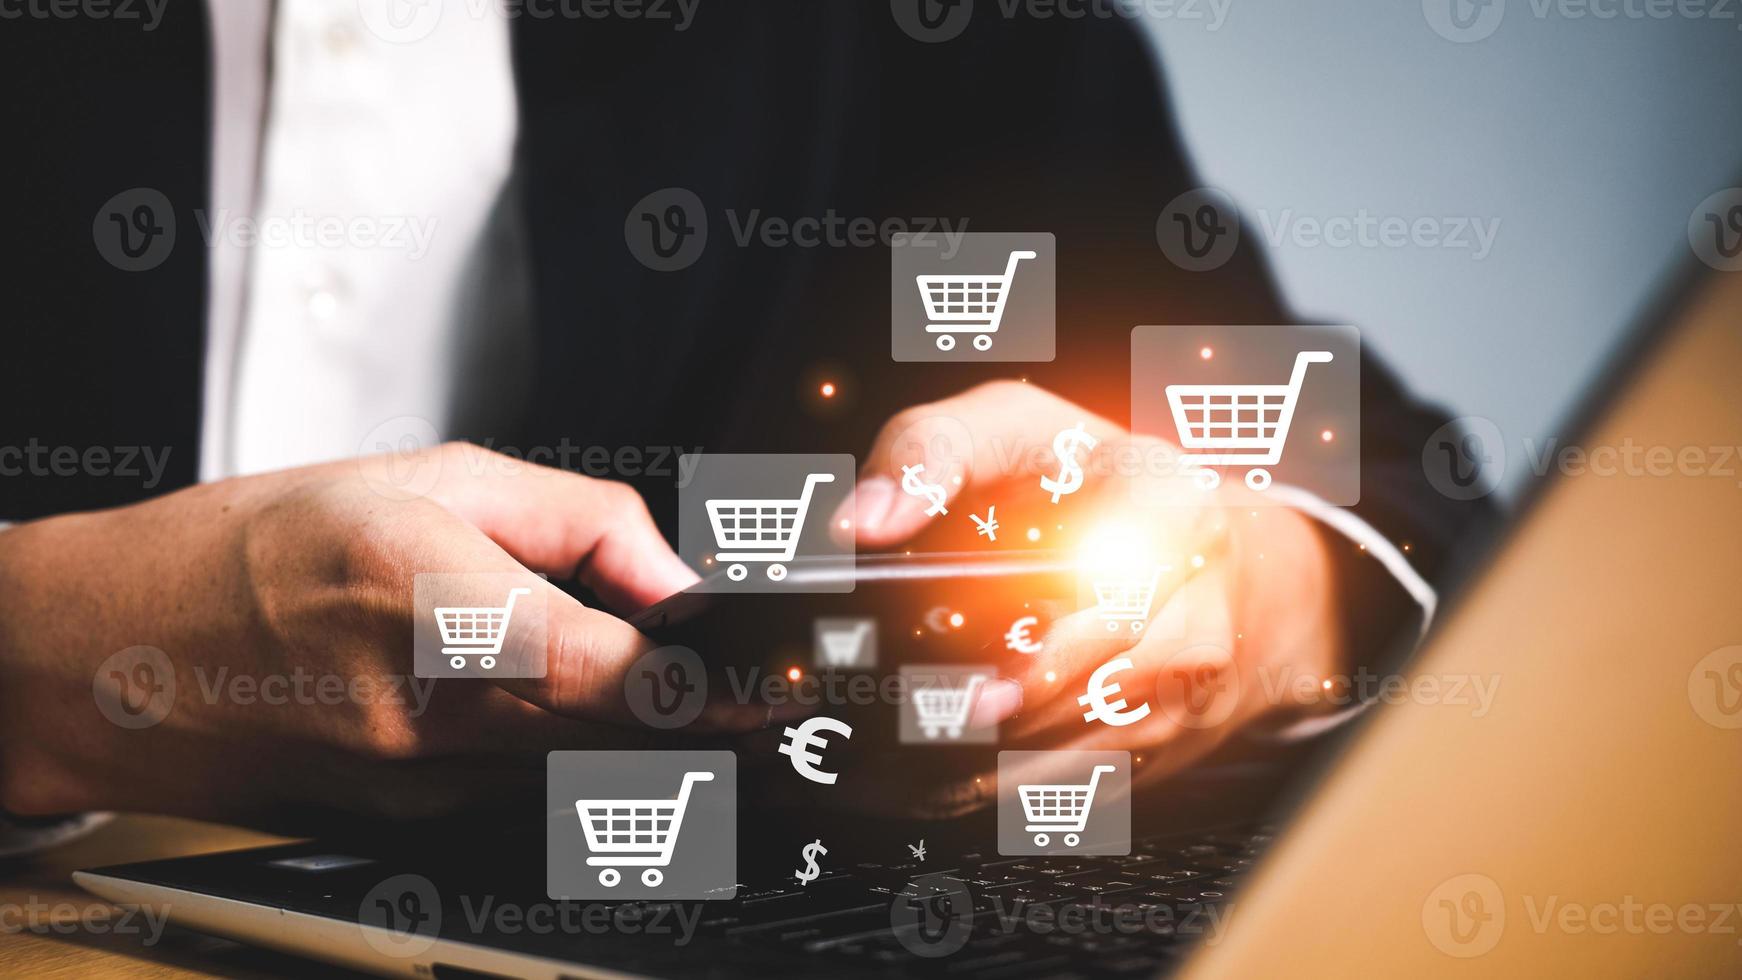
[{"xmin": 629, "ymin": 550, "xmax": 1079, "ymax": 675}]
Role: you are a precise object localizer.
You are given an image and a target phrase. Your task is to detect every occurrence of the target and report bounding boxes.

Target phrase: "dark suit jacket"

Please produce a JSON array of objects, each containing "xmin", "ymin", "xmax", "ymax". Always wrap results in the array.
[{"xmin": 0, "ymin": 2, "xmax": 1493, "ymax": 662}]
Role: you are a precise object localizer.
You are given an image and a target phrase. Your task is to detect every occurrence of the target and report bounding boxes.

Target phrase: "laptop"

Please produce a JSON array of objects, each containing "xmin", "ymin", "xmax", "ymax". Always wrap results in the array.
[{"xmin": 74, "ymin": 255, "xmax": 1742, "ymax": 978}]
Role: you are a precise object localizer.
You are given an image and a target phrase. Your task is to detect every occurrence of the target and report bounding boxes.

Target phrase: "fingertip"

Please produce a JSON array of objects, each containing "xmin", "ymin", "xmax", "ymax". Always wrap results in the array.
[{"xmin": 968, "ymin": 678, "xmax": 1024, "ymax": 728}]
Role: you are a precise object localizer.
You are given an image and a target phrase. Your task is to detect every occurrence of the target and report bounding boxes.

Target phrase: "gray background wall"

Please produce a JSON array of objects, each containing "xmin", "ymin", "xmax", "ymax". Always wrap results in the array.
[{"xmin": 1139, "ymin": 0, "xmax": 1742, "ymax": 497}]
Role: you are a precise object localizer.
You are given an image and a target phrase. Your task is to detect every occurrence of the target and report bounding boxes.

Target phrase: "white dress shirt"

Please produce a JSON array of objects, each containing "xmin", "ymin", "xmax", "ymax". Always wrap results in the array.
[{"xmin": 200, "ymin": 0, "xmax": 522, "ymax": 480}]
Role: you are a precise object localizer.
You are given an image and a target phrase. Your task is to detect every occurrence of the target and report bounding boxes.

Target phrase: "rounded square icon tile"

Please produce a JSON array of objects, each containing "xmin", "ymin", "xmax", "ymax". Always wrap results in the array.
[
  {"xmin": 547, "ymin": 750, "xmax": 737, "ymax": 901},
  {"xmin": 679, "ymin": 454, "xmax": 856, "ymax": 593},
  {"xmin": 996, "ymin": 750, "xmax": 1131, "ymax": 856},
  {"xmin": 414, "ymin": 573, "xmax": 547, "ymax": 679},
  {"xmin": 892, "ymin": 232, "xmax": 1056, "ymax": 362}
]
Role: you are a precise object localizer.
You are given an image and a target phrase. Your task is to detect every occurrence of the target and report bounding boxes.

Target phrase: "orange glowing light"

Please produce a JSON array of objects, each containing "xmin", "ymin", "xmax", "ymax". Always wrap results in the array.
[
  {"xmin": 1320, "ymin": 429, "xmax": 1334, "ymax": 442},
  {"xmin": 820, "ymin": 382, "xmax": 836, "ymax": 398},
  {"xmin": 786, "ymin": 667, "xmax": 802, "ymax": 682},
  {"xmin": 948, "ymin": 612, "xmax": 965, "ymax": 629},
  {"xmin": 1026, "ymin": 527, "xmax": 1041, "ymax": 542},
  {"xmin": 1200, "ymin": 346, "xmax": 1214, "ymax": 360}
]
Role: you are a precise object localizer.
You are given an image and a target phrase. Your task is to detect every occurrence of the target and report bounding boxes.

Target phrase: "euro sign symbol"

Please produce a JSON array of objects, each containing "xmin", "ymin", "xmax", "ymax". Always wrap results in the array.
[
  {"xmin": 641, "ymin": 204, "xmax": 697, "ymax": 259},
  {"xmin": 1706, "ymin": 204, "xmax": 1742, "ymax": 259},
  {"xmin": 642, "ymin": 662, "xmax": 696, "ymax": 716},
  {"xmin": 1039, "ymin": 422, "xmax": 1097, "ymax": 503},
  {"xmin": 1437, "ymin": 433, "xmax": 1488, "ymax": 490},
  {"xmin": 795, "ymin": 838, "xmax": 827, "ymax": 885},
  {"xmin": 1440, "ymin": 890, "xmax": 1493, "ymax": 944},
  {"xmin": 778, "ymin": 716, "xmax": 853, "ymax": 785},
  {"xmin": 1171, "ymin": 203, "xmax": 1228, "ymax": 260},
  {"xmin": 900, "ymin": 463, "xmax": 949, "ymax": 517},
  {"xmin": 1078, "ymin": 657, "xmax": 1151, "ymax": 727},
  {"xmin": 109, "ymin": 204, "xmax": 165, "ymax": 259}
]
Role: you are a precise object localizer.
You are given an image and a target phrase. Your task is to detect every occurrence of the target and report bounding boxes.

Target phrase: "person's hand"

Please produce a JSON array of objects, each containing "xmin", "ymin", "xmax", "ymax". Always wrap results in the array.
[
  {"xmin": 832, "ymin": 381, "xmax": 1343, "ymax": 816},
  {"xmin": 0, "ymin": 443, "xmax": 764, "ymax": 826}
]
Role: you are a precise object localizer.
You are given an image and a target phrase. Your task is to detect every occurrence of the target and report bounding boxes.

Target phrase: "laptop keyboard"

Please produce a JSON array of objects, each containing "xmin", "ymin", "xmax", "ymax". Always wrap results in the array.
[{"xmin": 604, "ymin": 826, "xmax": 1270, "ymax": 979}]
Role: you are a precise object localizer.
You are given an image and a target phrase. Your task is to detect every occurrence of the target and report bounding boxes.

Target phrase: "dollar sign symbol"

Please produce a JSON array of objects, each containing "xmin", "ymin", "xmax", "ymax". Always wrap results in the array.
[
  {"xmin": 795, "ymin": 838, "xmax": 827, "ymax": 885},
  {"xmin": 1039, "ymin": 422, "xmax": 1097, "ymax": 503},
  {"xmin": 899, "ymin": 463, "xmax": 949, "ymax": 516}
]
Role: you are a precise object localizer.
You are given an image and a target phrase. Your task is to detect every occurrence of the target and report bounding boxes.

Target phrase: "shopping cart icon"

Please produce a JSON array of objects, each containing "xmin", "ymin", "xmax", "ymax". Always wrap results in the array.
[
  {"xmin": 1093, "ymin": 567, "xmax": 1162, "ymax": 633},
  {"xmin": 1165, "ymin": 350, "xmax": 1333, "ymax": 491},
  {"xmin": 575, "ymin": 770, "xmax": 715, "ymax": 888},
  {"xmin": 912, "ymin": 674, "xmax": 988, "ymax": 740},
  {"xmin": 915, "ymin": 249, "xmax": 1036, "ymax": 352},
  {"xmin": 706, "ymin": 472, "xmax": 836, "ymax": 582},
  {"xmin": 817, "ymin": 620, "xmax": 874, "ymax": 667},
  {"xmin": 1019, "ymin": 764, "xmax": 1117, "ymax": 848},
  {"xmin": 434, "ymin": 586, "xmax": 531, "ymax": 670}
]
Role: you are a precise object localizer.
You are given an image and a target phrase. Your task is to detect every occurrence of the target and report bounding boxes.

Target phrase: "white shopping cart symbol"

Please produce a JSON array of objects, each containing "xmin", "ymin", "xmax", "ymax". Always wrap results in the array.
[
  {"xmin": 1092, "ymin": 567, "xmax": 1162, "ymax": 634},
  {"xmin": 817, "ymin": 620, "xmax": 873, "ymax": 667},
  {"xmin": 575, "ymin": 770, "xmax": 715, "ymax": 888},
  {"xmin": 916, "ymin": 249, "xmax": 1036, "ymax": 352},
  {"xmin": 706, "ymin": 472, "xmax": 836, "ymax": 583},
  {"xmin": 1165, "ymin": 350, "xmax": 1333, "ymax": 491},
  {"xmin": 1019, "ymin": 764, "xmax": 1116, "ymax": 848},
  {"xmin": 913, "ymin": 674, "xmax": 988, "ymax": 740},
  {"xmin": 434, "ymin": 587, "xmax": 531, "ymax": 671}
]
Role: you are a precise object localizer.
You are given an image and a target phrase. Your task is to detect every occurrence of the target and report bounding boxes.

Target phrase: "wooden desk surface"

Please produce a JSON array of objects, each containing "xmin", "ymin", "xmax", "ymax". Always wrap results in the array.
[{"xmin": 0, "ymin": 815, "xmax": 372, "ymax": 978}]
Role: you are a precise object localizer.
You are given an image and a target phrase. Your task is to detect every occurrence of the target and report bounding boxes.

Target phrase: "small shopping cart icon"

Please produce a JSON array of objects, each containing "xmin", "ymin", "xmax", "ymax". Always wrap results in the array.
[
  {"xmin": 915, "ymin": 249, "xmax": 1036, "ymax": 352},
  {"xmin": 434, "ymin": 587, "xmax": 531, "ymax": 670},
  {"xmin": 1165, "ymin": 350, "xmax": 1333, "ymax": 491},
  {"xmin": 1019, "ymin": 764, "xmax": 1116, "ymax": 848},
  {"xmin": 913, "ymin": 674, "xmax": 988, "ymax": 740},
  {"xmin": 706, "ymin": 472, "xmax": 836, "ymax": 583},
  {"xmin": 817, "ymin": 620, "xmax": 873, "ymax": 667},
  {"xmin": 1093, "ymin": 567, "xmax": 1161, "ymax": 633},
  {"xmin": 575, "ymin": 770, "xmax": 715, "ymax": 888}
]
